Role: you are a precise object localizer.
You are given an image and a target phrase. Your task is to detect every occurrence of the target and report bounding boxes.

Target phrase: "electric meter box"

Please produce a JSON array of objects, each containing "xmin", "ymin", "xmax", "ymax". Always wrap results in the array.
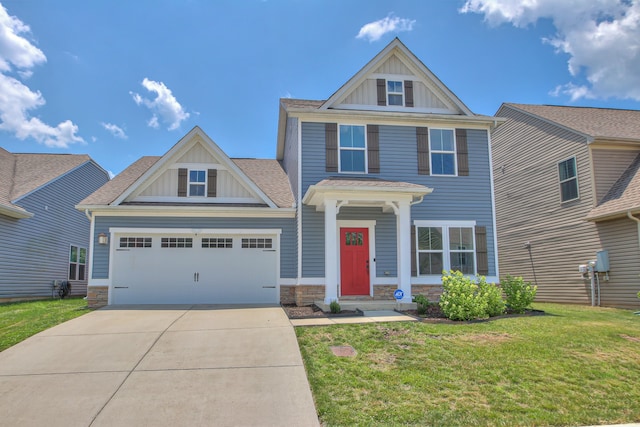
[{"xmin": 595, "ymin": 250, "xmax": 610, "ymax": 272}]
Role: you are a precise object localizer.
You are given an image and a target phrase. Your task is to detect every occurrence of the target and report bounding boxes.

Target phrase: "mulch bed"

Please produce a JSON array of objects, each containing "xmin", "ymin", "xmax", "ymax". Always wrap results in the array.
[
  {"xmin": 282, "ymin": 303, "xmax": 545, "ymax": 322},
  {"xmin": 282, "ymin": 303, "xmax": 362, "ymax": 319}
]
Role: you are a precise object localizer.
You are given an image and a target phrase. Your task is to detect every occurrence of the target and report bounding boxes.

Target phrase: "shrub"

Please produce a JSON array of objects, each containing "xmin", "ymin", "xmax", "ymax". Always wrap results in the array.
[
  {"xmin": 413, "ymin": 294, "xmax": 431, "ymax": 315},
  {"xmin": 439, "ymin": 271, "xmax": 487, "ymax": 320},
  {"xmin": 439, "ymin": 271, "xmax": 505, "ymax": 320},
  {"xmin": 479, "ymin": 275, "xmax": 505, "ymax": 317},
  {"xmin": 329, "ymin": 300, "xmax": 341, "ymax": 314},
  {"xmin": 501, "ymin": 274, "xmax": 537, "ymax": 314}
]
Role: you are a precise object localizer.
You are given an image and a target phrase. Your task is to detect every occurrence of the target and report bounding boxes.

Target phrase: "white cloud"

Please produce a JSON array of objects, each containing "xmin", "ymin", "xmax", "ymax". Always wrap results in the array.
[
  {"xmin": 0, "ymin": 4, "xmax": 83, "ymax": 147},
  {"xmin": 460, "ymin": 0, "xmax": 640, "ymax": 101},
  {"xmin": 130, "ymin": 78, "xmax": 189, "ymax": 130},
  {"xmin": 101, "ymin": 122, "xmax": 127, "ymax": 139},
  {"xmin": 356, "ymin": 14, "xmax": 416, "ymax": 42}
]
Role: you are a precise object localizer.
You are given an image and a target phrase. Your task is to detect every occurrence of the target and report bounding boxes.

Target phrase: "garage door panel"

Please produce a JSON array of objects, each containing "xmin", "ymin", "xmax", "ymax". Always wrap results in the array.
[{"xmin": 111, "ymin": 233, "xmax": 278, "ymax": 305}]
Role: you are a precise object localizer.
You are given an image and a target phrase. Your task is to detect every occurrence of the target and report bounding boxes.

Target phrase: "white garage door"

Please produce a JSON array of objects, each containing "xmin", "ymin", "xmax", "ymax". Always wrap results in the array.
[{"xmin": 111, "ymin": 231, "xmax": 278, "ymax": 304}]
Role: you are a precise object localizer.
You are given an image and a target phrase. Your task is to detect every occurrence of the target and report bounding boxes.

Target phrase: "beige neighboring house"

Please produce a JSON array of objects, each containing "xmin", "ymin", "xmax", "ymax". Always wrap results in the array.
[{"xmin": 492, "ymin": 103, "xmax": 640, "ymax": 309}]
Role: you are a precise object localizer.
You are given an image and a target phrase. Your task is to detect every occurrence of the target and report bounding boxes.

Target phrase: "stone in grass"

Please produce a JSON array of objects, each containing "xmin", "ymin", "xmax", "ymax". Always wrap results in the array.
[{"xmin": 330, "ymin": 345, "xmax": 357, "ymax": 357}]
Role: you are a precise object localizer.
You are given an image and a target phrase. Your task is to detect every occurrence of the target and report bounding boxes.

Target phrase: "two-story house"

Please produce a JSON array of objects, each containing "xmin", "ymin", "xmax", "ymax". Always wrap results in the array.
[
  {"xmin": 492, "ymin": 103, "xmax": 640, "ymax": 308},
  {"xmin": 79, "ymin": 38, "xmax": 501, "ymax": 308},
  {"xmin": 0, "ymin": 148, "xmax": 109, "ymax": 301}
]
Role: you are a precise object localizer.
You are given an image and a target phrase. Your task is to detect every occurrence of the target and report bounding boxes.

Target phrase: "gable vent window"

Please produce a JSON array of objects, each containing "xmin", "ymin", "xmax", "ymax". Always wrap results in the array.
[
  {"xmin": 189, "ymin": 170, "xmax": 206, "ymax": 197},
  {"xmin": 387, "ymin": 81, "xmax": 404, "ymax": 106},
  {"xmin": 558, "ymin": 157, "xmax": 579, "ymax": 202}
]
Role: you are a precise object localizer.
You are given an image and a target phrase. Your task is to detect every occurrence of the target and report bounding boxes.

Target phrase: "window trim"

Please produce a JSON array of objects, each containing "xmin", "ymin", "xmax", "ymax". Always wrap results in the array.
[
  {"xmin": 68, "ymin": 244, "xmax": 87, "ymax": 281},
  {"xmin": 414, "ymin": 220, "xmax": 476, "ymax": 276},
  {"xmin": 188, "ymin": 169, "xmax": 207, "ymax": 197},
  {"xmin": 428, "ymin": 128, "xmax": 458, "ymax": 176},
  {"xmin": 338, "ymin": 124, "xmax": 368, "ymax": 174},
  {"xmin": 558, "ymin": 156, "xmax": 579, "ymax": 203},
  {"xmin": 386, "ymin": 80, "xmax": 404, "ymax": 106}
]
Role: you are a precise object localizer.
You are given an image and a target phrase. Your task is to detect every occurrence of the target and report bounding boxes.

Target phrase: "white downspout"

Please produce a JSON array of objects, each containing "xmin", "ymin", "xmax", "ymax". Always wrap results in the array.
[{"xmin": 627, "ymin": 211, "xmax": 640, "ymax": 249}]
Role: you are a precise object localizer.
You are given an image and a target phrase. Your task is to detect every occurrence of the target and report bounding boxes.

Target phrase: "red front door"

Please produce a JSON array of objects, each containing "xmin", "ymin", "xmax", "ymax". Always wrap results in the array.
[{"xmin": 340, "ymin": 228, "xmax": 370, "ymax": 296}]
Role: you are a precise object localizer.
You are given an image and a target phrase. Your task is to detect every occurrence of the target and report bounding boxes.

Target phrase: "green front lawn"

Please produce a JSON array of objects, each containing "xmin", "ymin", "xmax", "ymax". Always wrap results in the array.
[
  {"xmin": 0, "ymin": 298, "xmax": 90, "ymax": 352},
  {"xmin": 296, "ymin": 303, "xmax": 640, "ymax": 426}
]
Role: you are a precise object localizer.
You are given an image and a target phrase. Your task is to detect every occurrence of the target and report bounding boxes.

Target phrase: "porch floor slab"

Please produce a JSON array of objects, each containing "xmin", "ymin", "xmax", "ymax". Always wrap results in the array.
[{"xmin": 314, "ymin": 300, "xmax": 417, "ymax": 312}]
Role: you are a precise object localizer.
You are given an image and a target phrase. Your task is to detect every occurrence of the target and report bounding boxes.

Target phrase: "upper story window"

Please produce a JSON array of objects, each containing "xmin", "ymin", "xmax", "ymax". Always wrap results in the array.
[
  {"xmin": 189, "ymin": 170, "xmax": 206, "ymax": 197},
  {"xmin": 558, "ymin": 157, "xmax": 579, "ymax": 202},
  {"xmin": 387, "ymin": 81, "xmax": 404, "ymax": 106},
  {"xmin": 339, "ymin": 125, "xmax": 366, "ymax": 173},
  {"xmin": 430, "ymin": 129, "xmax": 456, "ymax": 175}
]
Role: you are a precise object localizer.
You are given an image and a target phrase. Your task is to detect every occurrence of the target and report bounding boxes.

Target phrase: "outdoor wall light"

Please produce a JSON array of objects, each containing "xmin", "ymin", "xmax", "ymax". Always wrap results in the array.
[{"xmin": 98, "ymin": 233, "xmax": 109, "ymax": 245}]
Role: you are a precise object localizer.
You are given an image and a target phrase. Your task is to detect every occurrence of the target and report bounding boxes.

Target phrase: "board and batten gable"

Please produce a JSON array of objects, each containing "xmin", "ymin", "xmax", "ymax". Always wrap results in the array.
[
  {"xmin": 0, "ymin": 162, "xmax": 109, "ymax": 299},
  {"xmin": 299, "ymin": 120, "xmax": 497, "ymax": 278},
  {"xmin": 91, "ymin": 216, "xmax": 297, "ymax": 280},
  {"xmin": 492, "ymin": 105, "xmax": 601, "ymax": 304}
]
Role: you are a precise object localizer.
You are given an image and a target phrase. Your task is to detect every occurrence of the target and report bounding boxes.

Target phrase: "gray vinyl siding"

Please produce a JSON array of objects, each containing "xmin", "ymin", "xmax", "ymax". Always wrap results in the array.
[
  {"xmin": 595, "ymin": 218, "xmax": 640, "ymax": 308},
  {"xmin": 92, "ymin": 216, "xmax": 297, "ymax": 279},
  {"xmin": 0, "ymin": 162, "xmax": 109, "ymax": 299},
  {"xmin": 282, "ymin": 117, "xmax": 299, "ymax": 200},
  {"xmin": 300, "ymin": 122, "xmax": 497, "ymax": 277},
  {"xmin": 492, "ymin": 106, "xmax": 606, "ymax": 305},
  {"xmin": 591, "ymin": 147, "xmax": 640, "ymax": 203}
]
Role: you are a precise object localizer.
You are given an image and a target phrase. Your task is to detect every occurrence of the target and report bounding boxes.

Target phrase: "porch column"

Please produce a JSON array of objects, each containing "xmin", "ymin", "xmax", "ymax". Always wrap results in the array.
[
  {"xmin": 324, "ymin": 199, "xmax": 338, "ymax": 304},
  {"xmin": 396, "ymin": 200, "xmax": 412, "ymax": 303}
]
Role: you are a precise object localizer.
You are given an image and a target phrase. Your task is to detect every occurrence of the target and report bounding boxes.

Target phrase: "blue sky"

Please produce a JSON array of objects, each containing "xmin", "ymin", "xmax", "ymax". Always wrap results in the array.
[{"xmin": 1, "ymin": 0, "xmax": 640, "ymax": 176}]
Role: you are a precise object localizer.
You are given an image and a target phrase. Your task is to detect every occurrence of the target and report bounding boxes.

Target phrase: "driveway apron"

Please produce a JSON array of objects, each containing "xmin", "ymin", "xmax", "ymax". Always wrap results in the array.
[{"xmin": 0, "ymin": 305, "xmax": 319, "ymax": 427}]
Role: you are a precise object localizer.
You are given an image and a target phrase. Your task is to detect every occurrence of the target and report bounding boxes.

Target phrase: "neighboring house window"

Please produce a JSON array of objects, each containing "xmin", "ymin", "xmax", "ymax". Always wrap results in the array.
[
  {"xmin": 69, "ymin": 246, "xmax": 86, "ymax": 281},
  {"xmin": 430, "ymin": 129, "xmax": 456, "ymax": 175},
  {"xmin": 189, "ymin": 170, "xmax": 206, "ymax": 196},
  {"xmin": 415, "ymin": 222, "xmax": 476, "ymax": 275},
  {"xmin": 558, "ymin": 157, "xmax": 579, "ymax": 202},
  {"xmin": 339, "ymin": 125, "xmax": 367, "ymax": 173},
  {"xmin": 387, "ymin": 80, "xmax": 403, "ymax": 106}
]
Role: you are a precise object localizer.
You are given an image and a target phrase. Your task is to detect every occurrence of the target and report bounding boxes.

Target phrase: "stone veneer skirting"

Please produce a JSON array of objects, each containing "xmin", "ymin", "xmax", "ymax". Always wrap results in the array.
[{"xmin": 87, "ymin": 286, "xmax": 108, "ymax": 309}]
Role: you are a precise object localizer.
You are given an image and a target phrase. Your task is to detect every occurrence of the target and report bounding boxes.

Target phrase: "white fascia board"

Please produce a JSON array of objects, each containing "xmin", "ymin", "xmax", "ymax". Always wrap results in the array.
[
  {"xmin": 302, "ymin": 185, "xmax": 433, "ymax": 207},
  {"xmin": 0, "ymin": 204, "xmax": 33, "ymax": 219},
  {"xmin": 288, "ymin": 109, "xmax": 504, "ymax": 130},
  {"xmin": 81, "ymin": 205, "xmax": 296, "ymax": 218}
]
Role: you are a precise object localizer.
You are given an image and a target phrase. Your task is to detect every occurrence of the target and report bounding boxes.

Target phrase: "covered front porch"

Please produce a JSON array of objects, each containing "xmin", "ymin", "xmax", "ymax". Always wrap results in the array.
[{"xmin": 302, "ymin": 177, "xmax": 433, "ymax": 305}]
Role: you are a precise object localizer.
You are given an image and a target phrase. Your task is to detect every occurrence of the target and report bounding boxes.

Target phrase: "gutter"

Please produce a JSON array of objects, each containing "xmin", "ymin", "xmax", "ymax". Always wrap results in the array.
[
  {"xmin": 0, "ymin": 204, "xmax": 33, "ymax": 219},
  {"xmin": 627, "ymin": 211, "xmax": 640, "ymax": 250}
]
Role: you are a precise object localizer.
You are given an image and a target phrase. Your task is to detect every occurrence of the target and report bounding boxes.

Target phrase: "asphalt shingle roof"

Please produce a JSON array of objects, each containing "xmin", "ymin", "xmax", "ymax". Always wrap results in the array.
[
  {"xmin": 1, "ymin": 148, "xmax": 92, "ymax": 214},
  {"xmin": 507, "ymin": 103, "xmax": 640, "ymax": 140},
  {"xmin": 79, "ymin": 157, "xmax": 294, "ymax": 208},
  {"xmin": 587, "ymin": 153, "xmax": 640, "ymax": 220}
]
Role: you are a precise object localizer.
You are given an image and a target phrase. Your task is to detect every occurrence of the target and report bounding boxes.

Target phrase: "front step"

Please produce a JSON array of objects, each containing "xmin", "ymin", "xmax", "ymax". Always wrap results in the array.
[{"xmin": 314, "ymin": 300, "xmax": 417, "ymax": 312}]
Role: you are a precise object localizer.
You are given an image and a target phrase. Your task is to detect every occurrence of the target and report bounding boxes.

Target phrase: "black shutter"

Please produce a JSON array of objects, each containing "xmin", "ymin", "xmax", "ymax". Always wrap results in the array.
[
  {"xmin": 367, "ymin": 124, "xmax": 380, "ymax": 174},
  {"xmin": 178, "ymin": 168, "xmax": 187, "ymax": 197},
  {"xmin": 207, "ymin": 169, "xmax": 217, "ymax": 197},
  {"xmin": 475, "ymin": 226, "xmax": 489, "ymax": 276},
  {"xmin": 404, "ymin": 80, "xmax": 414, "ymax": 107},
  {"xmin": 456, "ymin": 129, "xmax": 469, "ymax": 176},
  {"xmin": 417, "ymin": 127, "xmax": 430, "ymax": 175},
  {"xmin": 376, "ymin": 79, "xmax": 387, "ymax": 106},
  {"xmin": 325, "ymin": 123, "xmax": 338, "ymax": 172}
]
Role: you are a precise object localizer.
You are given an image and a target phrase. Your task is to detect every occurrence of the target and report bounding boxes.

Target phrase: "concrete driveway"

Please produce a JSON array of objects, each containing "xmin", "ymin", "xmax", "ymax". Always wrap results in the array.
[{"xmin": 0, "ymin": 305, "xmax": 319, "ymax": 427}]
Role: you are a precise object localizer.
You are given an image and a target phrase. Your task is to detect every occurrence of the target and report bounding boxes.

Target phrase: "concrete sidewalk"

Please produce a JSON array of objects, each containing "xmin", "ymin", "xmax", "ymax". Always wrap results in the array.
[
  {"xmin": 0, "ymin": 305, "xmax": 319, "ymax": 427},
  {"xmin": 289, "ymin": 310, "xmax": 418, "ymax": 326}
]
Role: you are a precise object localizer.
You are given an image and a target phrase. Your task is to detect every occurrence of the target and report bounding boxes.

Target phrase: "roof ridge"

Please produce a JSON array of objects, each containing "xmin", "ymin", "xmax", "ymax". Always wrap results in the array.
[{"xmin": 508, "ymin": 102, "xmax": 640, "ymax": 113}]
